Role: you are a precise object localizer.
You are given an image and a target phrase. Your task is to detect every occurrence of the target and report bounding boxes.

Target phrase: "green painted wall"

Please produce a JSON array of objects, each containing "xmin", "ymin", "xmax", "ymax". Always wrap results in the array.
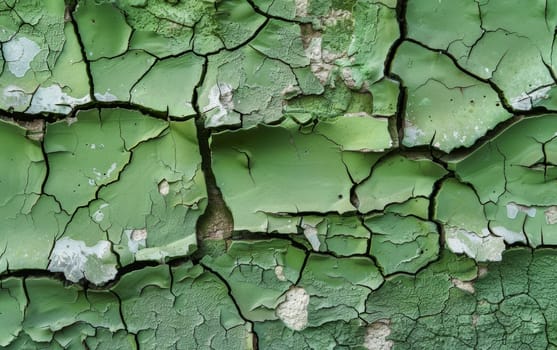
[{"xmin": 1, "ymin": 0, "xmax": 557, "ymax": 348}]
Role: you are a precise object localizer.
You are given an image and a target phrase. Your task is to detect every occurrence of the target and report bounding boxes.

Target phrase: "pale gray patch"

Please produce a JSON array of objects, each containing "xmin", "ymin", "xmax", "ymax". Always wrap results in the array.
[
  {"xmin": 48, "ymin": 237, "xmax": 117, "ymax": 285},
  {"xmin": 276, "ymin": 287, "xmax": 310, "ymax": 331},
  {"xmin": 2, "ymin": 36, "xmax": 40, "ymax": 78},
  {"xmin": 364, "ymin": 320, "xmax": 393, "ymax": 350},
  {"xmin": 27, "ymin": 85, "xmax": 90, "ymax": 114}
]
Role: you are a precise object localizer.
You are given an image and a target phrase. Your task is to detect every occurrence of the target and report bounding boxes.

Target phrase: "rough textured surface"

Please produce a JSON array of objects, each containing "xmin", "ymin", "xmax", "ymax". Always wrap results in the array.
[{"xmin": 1, "ymin": 0, "xmax": 557, "ymax": 348}]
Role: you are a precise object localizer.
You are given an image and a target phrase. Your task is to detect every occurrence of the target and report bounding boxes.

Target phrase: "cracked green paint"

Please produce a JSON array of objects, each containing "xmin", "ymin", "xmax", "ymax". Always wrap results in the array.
[
  {"xmin": 202, "ymin": 239, "xmax": 305, "ymax": 322},
  {"xmin": 392, "ymin": 41, "xmax": 511, "ymax": 152},
  {"xmin": 211, "ymin": 124, "xmax": 355, "ymax": 231},
  {"xmin": 365, "ymin": 213, "xmax": 439, "ymax": 274},
  {"xmin": 3, "ymin": 0, "xmax": 557, "ymax": 348},
  {"xmin": 355, "ymin": 154, "xmax": 446, "ymax": 212}
]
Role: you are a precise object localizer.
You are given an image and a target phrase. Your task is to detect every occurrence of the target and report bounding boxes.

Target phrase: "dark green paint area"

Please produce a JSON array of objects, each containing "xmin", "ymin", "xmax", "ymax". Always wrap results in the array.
[{"xmin": 1, "ymin": 0, "xmax": 557, "ymax": 348}]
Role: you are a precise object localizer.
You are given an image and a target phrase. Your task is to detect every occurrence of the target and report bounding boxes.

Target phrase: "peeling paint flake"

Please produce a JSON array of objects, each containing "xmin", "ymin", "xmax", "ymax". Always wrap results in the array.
[
  {"xmin": 364, "ymin": 320, "xmax": 393, "ymax": 350},
  {"xmin": 276, "ymin": 287, "xmax": 310, "ymax": 331},
  {"xmin": 211, "ymin": 124, "xmax": 355, "ymax": 231},
  {"xmin": 2, "ymin": 36, "xmax": 40, "ymax": 78},
  {"xmin": 26, "ymin": 85, "xmax": 91, "ymax": 115},
  {"xmin": 47, "ymin": 237, "xmax": 118, "ymax": 285},
  {"xmin": 446, "ymin": 226, "xmax": 505, "ymax": 262}
]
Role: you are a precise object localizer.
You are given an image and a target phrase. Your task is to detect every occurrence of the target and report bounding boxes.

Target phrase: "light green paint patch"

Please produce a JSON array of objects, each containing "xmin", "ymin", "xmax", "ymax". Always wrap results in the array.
[
  {"xmin": 453, "ymin": 115, "xmax": 557, "ymax": 249},
  {"xmin": 365, "ymin": 213, "xmax": 439, "ymax": 274},
  {"xmin": 356, "ymin": 154, "xmax": 446, "ymax": 212},
  {"xmin": 475, "ymin": 1, "xmax": 555, "ymax": 108},
  {"xmin": 22, "ymin": 278, "xmax": 123, "ymax": 343},
  {"xmin": 131, "ymin": 54, "xmax": 204, "ymax": 117},
  {"xmin": 455, "ymin": 115, "xmax": 557, "ymax": 205},
  {"xmin": 40, "ymin": 112, "xmax": 205, "ymax": 279},
  {"xmin": 98, "ymin": 120, "xmax": 206, "ymax": 264},
  {"xmin": 90, "ymin": 51, "xmax": 156, "ymax": 102},
  {"xmin": 369, "ymin": 78, "xmax": 400, "ymax": 116},
  {"xmin": 313, "ymin": 114, "xmax": 392, "ymax": 151},
  {"xmin": 211, "ymin": 124, "xmax": 355, "ymax": 231},
  {"xmin": 74, "ymin": 0, "xmax": 132, "ymax": 60},
  {"xmin": 43, "ymin": 108, "xmax": 167, "ymax": 213},
  {"xmin": 211, "ymin": 0, "xmax": 266, "ymax": 50},
  {"xmin": 289, "ymin": 215, "xmax": 370, "ymax": 255},
  {"xmin": 341, "ymin": 150, "xmax": 384, "ymax": 184},
  {"xmin": 0, "ymin": 278, "xmax": 26, "ymax": 347},
  {"xmin": 407, "ymin": 0, "xmax": 483, "ymax": 57},
  {"xmin": 0, "ymin": 120, "xmax": 69, "ymax": 272},
  {"xmin": 407, "ymin": 0, "xmax": 556, "ymax": 112},
  {"xmin": 392, "ymin": 41, "xmax": 511, "ymax": 152},
  {"xmin": 385, "ymin": 197, "xmax": 430, "ymax": 220}
]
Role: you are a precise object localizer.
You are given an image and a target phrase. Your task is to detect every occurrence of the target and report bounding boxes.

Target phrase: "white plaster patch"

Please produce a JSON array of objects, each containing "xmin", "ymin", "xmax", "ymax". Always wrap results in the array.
[
  {"xmin": 510, "ymin": 86, "xmax": 551, "ymax": 110},
  {"xmin": 94, "ymin": 91, "xmax": 118, "ymax": 102},
  {"xmin": 203, "ymin": 83, "xmax": 236, "ymax": 127},
  {"xmin": 491, "ymin": 226, "xmax": 527, "ymax": 244},
  {"xmin": 295, "ymin": 0, "xmax": 308, "ymax": 17},
  {"xmin": 158, "ymin": 179, "xmax": 170, "ymax": 196},
  {"xmin": 2, "ymin": 85, "xmax": 32, "ymax": 109},
  {"xmin": 48, "ymin": 237, "xmax": 117, "ymax": 285},
  {"xmin": 403, "ymin": 120, "xmax": 426, "ymax": 146},
  {"xmin": 506, "ymin": 202, "xmax": 536, "ymax": 219},
  {"xmin": 545, "ymin": 206, "xmax": 557, "ymax": 224},
  {"xmin": 276, "ymin": 287, "xmax": 309, "ymax": 331},
  {"xmin": 26, "ymin": 85, "xmax": 91, "ymax": 114},
  {"xmin": 2, "ymin": 36, "xmax": 40, "ymax": 78},
  {"xmin": 92, "ymin": 203, "xmax": 109, "ymax": 223},
  {"xmin": 452, "ymin": 278, "xmax": 475, "ymax": 294},
  {"xmin": 445, "ymin": 226, "xmax": 505, "ymax": 262},
  {"xmin": 302, "ymin": 223, "xmax": 321, "ymax": 251},
  {"xmin": 92, "ymin": 163, "xmax": 118, "ymax": 183},
  {"xmin": 364, "ymin": 320, "xmax": 393, "ymax": 350},
  {"xmin": 274, "ymin": 265, "xmax": 287, "ymax": 281},
  {"xmin": 124, "ymin": 228, "xmax": 147, "ymax": 254}
]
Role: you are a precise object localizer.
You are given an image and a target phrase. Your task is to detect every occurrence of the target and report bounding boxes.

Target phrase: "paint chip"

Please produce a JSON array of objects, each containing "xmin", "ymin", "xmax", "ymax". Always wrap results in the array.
[{"xmin": 276, "ymin": 287, "xmax": 309, "ymax": 331}]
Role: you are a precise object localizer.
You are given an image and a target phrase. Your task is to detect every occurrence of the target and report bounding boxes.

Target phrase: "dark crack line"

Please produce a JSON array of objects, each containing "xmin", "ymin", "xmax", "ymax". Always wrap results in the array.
[
  {"xmin": 383, "ymin": 0, "xmax": 408, "ymax": 147},
  {"xmin": 67, "ymin": 1, "xmax": 95, "ymax": 103}
]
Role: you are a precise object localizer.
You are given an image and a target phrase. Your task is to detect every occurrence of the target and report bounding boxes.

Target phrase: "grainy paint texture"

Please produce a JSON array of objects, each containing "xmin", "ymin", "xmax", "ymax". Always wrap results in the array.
[{"xmin": 1, "ymin": 0, "xmax": 557, "ymax": 348}]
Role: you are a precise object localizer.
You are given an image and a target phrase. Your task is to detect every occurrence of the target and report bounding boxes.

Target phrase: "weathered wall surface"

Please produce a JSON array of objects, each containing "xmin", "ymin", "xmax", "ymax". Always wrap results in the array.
[{"xmin": 1, "ymin": 0, "xmax": 557, "ymax": 348}]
